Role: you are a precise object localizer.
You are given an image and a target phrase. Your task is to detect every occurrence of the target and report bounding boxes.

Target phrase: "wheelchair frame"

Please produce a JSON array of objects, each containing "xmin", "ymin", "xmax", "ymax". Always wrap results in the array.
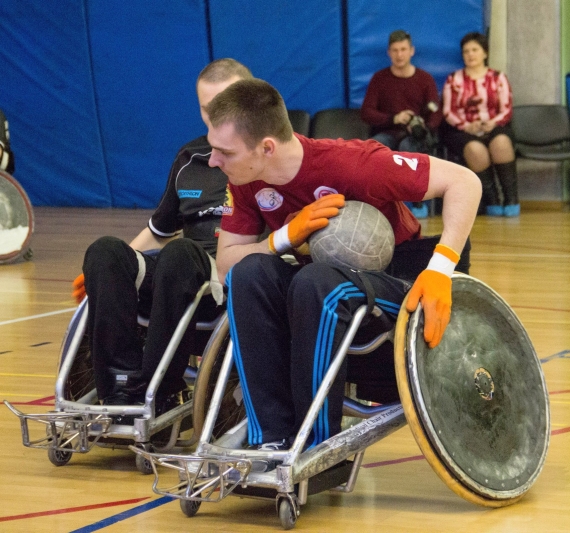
[
  {"xmin": 5, "ymin": 281, "xmax": 222, "ymax": 473},
  {"xmin": 131, "ymin": 303, "xmax": 408, "ymax": 529}
]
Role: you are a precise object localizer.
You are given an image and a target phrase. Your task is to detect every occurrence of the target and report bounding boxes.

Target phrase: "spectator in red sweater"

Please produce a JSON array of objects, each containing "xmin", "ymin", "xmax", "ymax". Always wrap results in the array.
[{"xmin": 361, "ymin": 30, "xmax": 442, "ymax": 218}]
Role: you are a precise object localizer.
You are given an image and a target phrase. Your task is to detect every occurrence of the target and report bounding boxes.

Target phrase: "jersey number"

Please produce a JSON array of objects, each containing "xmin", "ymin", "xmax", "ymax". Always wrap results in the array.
[{"xmin": 393, "ymin": 154, "xmax": 418, "ymax": 171}]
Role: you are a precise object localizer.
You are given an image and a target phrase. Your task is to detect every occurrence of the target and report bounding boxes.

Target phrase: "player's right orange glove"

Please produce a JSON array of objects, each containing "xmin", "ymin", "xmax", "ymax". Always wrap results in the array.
[
  {"xmin": 405, "ymin": 243, "xmax": 460, "ymax": 348},
  {"xmin": 72, "ymin": 273, "xmax": 86, "ymax": 304},
  {"xmin": 268, "ymin": 194, "xmax": 345, "ymax": 254}
]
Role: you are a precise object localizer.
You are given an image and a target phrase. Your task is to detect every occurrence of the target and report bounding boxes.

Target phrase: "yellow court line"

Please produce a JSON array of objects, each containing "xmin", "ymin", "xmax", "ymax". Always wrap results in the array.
[{"xmin": 0, "ymin": 373, "xmax": 55, "ymax": 378}]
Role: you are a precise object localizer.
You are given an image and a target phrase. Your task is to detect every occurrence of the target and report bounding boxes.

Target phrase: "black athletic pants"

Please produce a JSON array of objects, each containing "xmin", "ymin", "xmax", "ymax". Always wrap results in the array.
[
  {"xmin": 83, "ymin": 236, "xmax": 217, "ymax": 401},
  {"xmin": 226, "ymin": 235, "xmax": 470, "ymax": 448}
]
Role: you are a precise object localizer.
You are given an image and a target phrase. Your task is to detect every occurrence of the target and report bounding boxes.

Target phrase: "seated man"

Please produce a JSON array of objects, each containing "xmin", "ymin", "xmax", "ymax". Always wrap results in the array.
[
  {"xmin": 0, "ymin": 108, "xmax": 15, "ymax": 174},
  {"xmin": 206, "ymin": 78, "xmax": 480, "ymax": 457},
  {"xmin": 361, "ymin": 30, "xmax": 442, "ymax": 218},
  {"xmin": 72, "ymin": 59, "xmax": 252, "ymax": 417}
]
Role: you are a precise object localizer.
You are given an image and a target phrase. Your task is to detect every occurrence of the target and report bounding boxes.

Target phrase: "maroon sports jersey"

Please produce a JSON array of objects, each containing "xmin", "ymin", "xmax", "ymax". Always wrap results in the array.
[{"xmin": 221, "ymin": 134, "xmax": 430, "ymax": 245}]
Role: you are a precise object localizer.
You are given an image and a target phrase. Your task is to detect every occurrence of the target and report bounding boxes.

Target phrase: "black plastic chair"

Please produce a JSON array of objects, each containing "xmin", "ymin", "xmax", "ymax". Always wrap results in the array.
[
  {"xmin": 287, "ymin": 109, "xmax": 311, "ymax": 136},
  {"xmin": 310, "ymin": 108, "xmax": 370, "ymax": 140},
  {"xmin": 511, "ymin": 105, "xmax": 570, "ymax": 161}
]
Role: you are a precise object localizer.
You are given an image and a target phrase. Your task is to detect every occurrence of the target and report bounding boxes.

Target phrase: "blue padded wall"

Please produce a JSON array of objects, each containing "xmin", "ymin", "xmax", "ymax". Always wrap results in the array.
[
  {"xmin": 86, "ymin": 1, "xmax": 210, "ymax": 207},
  {"xmin": 0, "ymin": 1, "xmax": 484, "ymax": 207},
  {"xmin": 348, "ymin": 0, "xmax": 484, "ymax": 108},
  {"xmin": 0, "ymin": 0, "xmax": 210, "ymax": 208},
  {"xmin": 0, "ymin": 1, "xmax": 109, "ymax": 207},
  {"xmin": 208, "ymin": 1, "xmax": 345, "ymax": 115}
]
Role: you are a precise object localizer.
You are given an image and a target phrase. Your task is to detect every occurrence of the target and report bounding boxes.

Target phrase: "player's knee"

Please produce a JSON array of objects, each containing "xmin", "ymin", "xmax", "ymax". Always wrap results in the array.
[
  {"xmin": 231, "ymin": 253, "xmax": 275, "ymax": 283},
  {"xmin": 84, "ymin": 236, "xmax": 128, "ymax": 274},
  {"xmin": 288, "ymin": 262, "xmax": 338, "ymax": 300},
  {"xmin": 156, "ymin": 239, "xmax": 206, "ymax": 280}
]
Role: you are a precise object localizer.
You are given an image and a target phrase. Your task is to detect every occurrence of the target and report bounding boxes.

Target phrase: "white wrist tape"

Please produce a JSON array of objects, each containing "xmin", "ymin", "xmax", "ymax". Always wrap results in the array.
[
  {"xmin": 271, "ymin": 224, "xmax": 291, "ymax": 254},
  {"xmin": 426, "ymin": 252, "xmax": 456, "ymax": 278}
]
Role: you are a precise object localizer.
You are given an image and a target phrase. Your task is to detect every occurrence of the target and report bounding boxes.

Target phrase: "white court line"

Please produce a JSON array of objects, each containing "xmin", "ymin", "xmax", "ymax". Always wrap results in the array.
[
  {"xmin": 0, "ymin": 307, "xmax": 76, "ymax": 326},
  {"xmin": 472, "ymin": 253, "xmax": 570, "ymax": 258}
]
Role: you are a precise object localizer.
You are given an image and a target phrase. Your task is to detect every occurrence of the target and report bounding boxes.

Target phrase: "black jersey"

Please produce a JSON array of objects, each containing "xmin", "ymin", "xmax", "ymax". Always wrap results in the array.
[{"xmin": 149, "ymin": 136, "xmax": 226, "ymax": 257}]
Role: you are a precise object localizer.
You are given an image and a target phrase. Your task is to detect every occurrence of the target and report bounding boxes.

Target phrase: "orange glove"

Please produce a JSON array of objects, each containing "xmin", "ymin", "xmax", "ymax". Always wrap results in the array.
[
  {"xmin": 406, "ymin": 244, "xmax": 460, "ymax": 348},
  {"xmin": 268, "ymin": 194, "xmax": 345, "ymax": 254},
  {"xmin": 72, "ymin": 273, "xmax": 86, "ymax": 304}
]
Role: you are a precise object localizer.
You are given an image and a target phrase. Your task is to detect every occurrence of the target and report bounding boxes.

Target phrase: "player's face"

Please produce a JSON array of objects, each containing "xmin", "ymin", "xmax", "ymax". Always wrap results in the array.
[
  {"xmin": 207, "ymin": 122, "xmax": 265, "ymax": 185},
  {"xmin": 462, "ymin": 40, "xmax": 487, "ymax": 69},
  {"xmin": 197, "ymin": 76, "xmax": 242, "ymax": 126},
  {"xmin": 388, "ymin": 40, "xmax": 414, "ymax": 69}
]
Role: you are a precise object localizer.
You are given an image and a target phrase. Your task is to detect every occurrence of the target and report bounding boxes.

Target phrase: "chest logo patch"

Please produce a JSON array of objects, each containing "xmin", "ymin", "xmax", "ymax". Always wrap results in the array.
[
  {"xmin": 178, "ymin": 189, "xmax": 202, "ymax": 198},
  {"xmin": 314, "ymin": 186, "xmax": 338, "ymax": 200},
  {"xmin": 255, "ymin": 188, "xmax": 283, "ymax": 211}
]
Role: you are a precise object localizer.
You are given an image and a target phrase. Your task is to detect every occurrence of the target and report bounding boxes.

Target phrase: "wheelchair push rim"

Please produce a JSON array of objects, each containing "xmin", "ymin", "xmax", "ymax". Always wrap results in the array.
[
  {"xmin": 394, "ymin": 273, "xmax": 550, "ymax": 507},
  {"xmin": 0, "ymin": 170, "xmax": 34, "ymax": 264}
]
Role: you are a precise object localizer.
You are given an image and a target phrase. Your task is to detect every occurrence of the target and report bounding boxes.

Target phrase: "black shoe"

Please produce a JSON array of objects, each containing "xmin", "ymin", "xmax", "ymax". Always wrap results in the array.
[
  {"xmin": 155, "ymin": 389, "xmax": 191, "ymax": 417},
  {"xmin": 151, "ymin": 389, "xmax": 193, "ymax": 443},
  {"xmin": 250, "ymin": 439, "xmax": 289, "ymax": 473},
  {"xmin": 102, "ymin": 392, "xmax": 144, "ymax": 425}
]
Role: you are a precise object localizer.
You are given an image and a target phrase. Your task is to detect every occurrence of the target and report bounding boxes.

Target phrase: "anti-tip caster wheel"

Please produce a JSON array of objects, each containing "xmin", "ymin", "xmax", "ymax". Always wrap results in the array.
[
  {"xmin": 278, "ymin": 496, "xmax": 299, "ymax": 530},
  {"xmin": 47, "ymin": 444, "xmax": 72, "ymax": 467},
  {"xmin": 135, "ymin": 450, "xmax": 154, "ymax": 475},
  {"xmin": 180, "ymin": 498, "xmax": 201, "ymax": 517}
]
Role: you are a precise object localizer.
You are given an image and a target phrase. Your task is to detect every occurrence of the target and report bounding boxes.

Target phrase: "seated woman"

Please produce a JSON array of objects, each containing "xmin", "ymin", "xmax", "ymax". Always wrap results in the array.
[{"xmin": 441, "ymin": 32, "xmax": 519, "ymax": 217}]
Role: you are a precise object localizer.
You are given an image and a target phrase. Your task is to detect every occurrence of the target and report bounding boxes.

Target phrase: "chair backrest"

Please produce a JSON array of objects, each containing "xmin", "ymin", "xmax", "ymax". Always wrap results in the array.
[
  {"xmin": 511, "ymin": 105, "xmax": 570, "ymax": 146},
  {"xmin": 287, "ymin": 109, "xmax": 311, "ymax": 136},
  {"xmin": 310, "ymin": 108, "xmax": 370, "ymax": 141}
]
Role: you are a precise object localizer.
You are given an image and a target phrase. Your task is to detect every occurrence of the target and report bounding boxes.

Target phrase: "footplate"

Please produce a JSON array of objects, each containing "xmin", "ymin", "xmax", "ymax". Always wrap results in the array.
[
  {"xmin": 4, "ymin": 400, "xmax": 112, "ymax": 453},
  {"xmin": 129, "ymin": 445, "xmax": 252, "ymax": 502}
]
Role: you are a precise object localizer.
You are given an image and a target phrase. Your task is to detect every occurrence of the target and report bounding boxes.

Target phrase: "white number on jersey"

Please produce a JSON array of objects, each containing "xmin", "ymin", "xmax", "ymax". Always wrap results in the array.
[{"xmin": 392, "ymin": 154, "xmax": 418, "ymax": 171}]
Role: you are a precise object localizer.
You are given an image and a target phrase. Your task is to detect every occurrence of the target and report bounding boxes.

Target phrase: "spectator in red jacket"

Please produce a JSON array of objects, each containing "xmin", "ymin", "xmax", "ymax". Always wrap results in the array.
[{"xmin": 441, "ymin": 32, "xmax": 519, "ymax": 217}]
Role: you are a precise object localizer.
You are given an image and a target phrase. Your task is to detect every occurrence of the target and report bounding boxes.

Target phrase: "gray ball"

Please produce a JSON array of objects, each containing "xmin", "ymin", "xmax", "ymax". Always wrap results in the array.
[{"xmin": 308, "ymin": 200, "xmax": 395, "ymax": 271}]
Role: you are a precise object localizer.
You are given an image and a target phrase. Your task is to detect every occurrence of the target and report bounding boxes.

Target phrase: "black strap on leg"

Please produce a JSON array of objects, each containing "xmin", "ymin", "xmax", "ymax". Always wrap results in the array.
[{"xmin": 332, "ymin": 267, "xmax": 377, "ymax": 316}]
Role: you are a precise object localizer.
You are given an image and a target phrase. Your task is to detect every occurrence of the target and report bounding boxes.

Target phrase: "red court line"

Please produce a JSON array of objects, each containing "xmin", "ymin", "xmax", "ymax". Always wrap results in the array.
[
  {"xmin": 363, "ymin": 454, "xmax": 424, "ymax": 469},
  {"xmin": 0, "ymin": 497, "xmax": 150, "ymax": 522},
  {"xmin": 552, "ymin": 426, "xmax": 570, "ymax": 436},
  {"xmin": 549, "ymin": 389, "xmax": 570, "ymax": 395},
  {"xmin": 10, "ymin": 395, "xmax": 55, "ymax": 406}
]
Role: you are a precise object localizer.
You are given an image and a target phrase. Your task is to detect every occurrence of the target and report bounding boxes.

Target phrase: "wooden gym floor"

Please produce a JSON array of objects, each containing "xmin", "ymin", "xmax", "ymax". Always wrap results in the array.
[{"xmin": 0, "ymin": 206, "xmax": 569, "ymax": 532}]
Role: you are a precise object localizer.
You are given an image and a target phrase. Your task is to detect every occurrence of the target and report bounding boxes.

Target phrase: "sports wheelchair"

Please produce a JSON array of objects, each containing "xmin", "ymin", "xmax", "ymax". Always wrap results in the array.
[
  {"xmin": 5, "ymin": 281, "xmax": 245, "ymax": 474},
  {"xmin": 131, "ymin": 274, "xmax": 550, "ymax": 530}
]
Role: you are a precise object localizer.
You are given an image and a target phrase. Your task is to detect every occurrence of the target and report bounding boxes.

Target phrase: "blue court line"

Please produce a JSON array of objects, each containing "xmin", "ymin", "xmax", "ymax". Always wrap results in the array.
[
  {"xmin": 540, "ymin": 350, "xmax": 570, "ymax": 363},
  {"xmin": 69, "ymin": 496, "xmax": 174, "ymax": 533},
  {"xmin": 67, "ymin": 347, "xmax": 570, "ymax": 531}
]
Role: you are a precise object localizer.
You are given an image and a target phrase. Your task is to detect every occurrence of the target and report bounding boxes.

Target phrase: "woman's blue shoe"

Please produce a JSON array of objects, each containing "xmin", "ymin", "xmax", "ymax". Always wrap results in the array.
[
  {"xmin": 486, "ymin": 205, "xmax": 504, "ymax": 216},
  {"xmin": 504, "ymin": 204, "xmax": 520, "ymax": 217}
]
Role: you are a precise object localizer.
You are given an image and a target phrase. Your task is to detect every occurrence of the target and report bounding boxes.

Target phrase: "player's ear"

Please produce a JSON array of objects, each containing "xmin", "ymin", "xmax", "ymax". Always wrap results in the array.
[{"xmin": 261, "ymin": 137, "xmax": 276, "ymax": 156}]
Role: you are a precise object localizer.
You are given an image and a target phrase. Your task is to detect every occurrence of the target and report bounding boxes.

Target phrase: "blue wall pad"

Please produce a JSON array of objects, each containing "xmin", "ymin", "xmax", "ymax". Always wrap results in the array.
[
  {"xmin": 0, "ymin": 1, "xmax": 485, "ymax": 207},
  {"xmin": 86, "ymin": 0, "xmax": 210, "ymax": 208},
  {"xmin": 208, "ymin": 1, "xmax": 345, "ymax": 115},
  {"xmin": 347, "ymin": 0, "xmax": 484, "ymax": 108},
  {"xmin": 0, "ymin": 1, "xmax": 110, "ymax": 206}
]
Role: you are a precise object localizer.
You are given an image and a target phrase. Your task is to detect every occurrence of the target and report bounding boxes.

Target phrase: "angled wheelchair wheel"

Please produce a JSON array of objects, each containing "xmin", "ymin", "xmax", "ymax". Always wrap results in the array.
[
  {"xmin": 0, "ymin": 170, "xmax": 34, "ymax": 264},
  {"xmin": 58, "ymin": 300, "xmax": 96, "ymax": 402},
  {"xmin": 192, "ymin": 312, "xmax": 246, "ymax": 440},
  {"xmin": 394, "ymin": 273, "xmax": 550, "ymax": 507}
]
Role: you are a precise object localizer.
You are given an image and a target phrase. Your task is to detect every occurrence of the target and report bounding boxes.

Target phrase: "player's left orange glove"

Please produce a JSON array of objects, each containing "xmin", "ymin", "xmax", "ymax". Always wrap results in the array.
[
  {"xmin": 406, "ymin": 243, "xmax": 460, "ymax": 348},
  {"xmin": 72, "ymin": 273, "xmax": 86, "ymax": 304}
]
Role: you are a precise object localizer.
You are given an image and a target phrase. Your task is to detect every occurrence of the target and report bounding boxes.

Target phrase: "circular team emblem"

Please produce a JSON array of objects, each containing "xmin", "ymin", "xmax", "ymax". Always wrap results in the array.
[
  {"xmin": 314, "ymin": 186, "xmax": 338, "ymax": 199},
  {"xmin": 256, "ymin": 188, "xmax": 283, "ymax": 211}
]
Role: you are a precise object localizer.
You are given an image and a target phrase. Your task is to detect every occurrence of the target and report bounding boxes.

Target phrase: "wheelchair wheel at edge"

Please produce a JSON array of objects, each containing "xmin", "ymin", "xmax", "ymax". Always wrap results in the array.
[
  {"xmin": 393, "ymin": 273, "xmax": 550, "ymax": 507},
  {"xmin": 192, "ymin": 311, "xmax": 246, "ymax": 442}
]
